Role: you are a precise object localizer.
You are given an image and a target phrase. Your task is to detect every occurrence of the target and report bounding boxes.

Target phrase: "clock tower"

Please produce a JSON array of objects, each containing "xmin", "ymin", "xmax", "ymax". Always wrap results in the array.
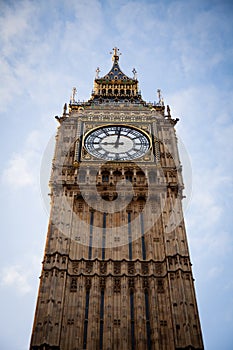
[{"xmin": 30, "ymin": 48, "xmax": 204, "ymax": 350}]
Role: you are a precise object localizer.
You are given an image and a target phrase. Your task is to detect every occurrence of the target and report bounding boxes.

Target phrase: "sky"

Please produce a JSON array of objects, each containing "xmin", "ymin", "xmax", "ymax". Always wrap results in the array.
[{"xmin": 0, "ymin": 0, "xmax": 233, "ymax": 349}]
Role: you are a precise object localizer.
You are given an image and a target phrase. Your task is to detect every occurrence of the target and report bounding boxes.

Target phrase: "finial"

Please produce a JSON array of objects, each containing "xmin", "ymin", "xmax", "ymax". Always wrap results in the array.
[
  {"xmin": 96, "ymin": 67, "xmax": 100, "ymax": 79},
  {"xmin": 132, "ymin": 68, "xmax": 137, "ymax": 80},
  {"xmin": 157, "ymin": 89, "xmax": 164, "ymax": 106},
  {"xmin": 157, "ymin": 89, "xmax": 161, "ymax": 101},
  {"xmin": 110, "ymin": 47, "xmax": 121, "ymax": 61},
  {"xmin": 71, "ymin": 87, "xmax": 77, "ymax": 103},
  {"xmin": 167, "ymin": 105, "xmax": 171, "ymax": 118},
  {"xmin": 63, "ymin": 103, "xmax": 67, "ymax": 115}
]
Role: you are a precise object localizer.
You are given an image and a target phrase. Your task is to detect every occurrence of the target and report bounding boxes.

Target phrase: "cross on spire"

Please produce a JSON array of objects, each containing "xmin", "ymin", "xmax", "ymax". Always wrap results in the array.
[
  {"xmin": 132, "ymin": 68, "xmax": 137, "ymax": 80},
  {"xmin": 110, "ymin": 47, "xmax": 121, "ymax": 61}
]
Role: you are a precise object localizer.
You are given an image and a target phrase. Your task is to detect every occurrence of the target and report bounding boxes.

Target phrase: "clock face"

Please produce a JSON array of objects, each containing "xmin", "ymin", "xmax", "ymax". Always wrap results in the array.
[{"xmin": 84, "ymin": 125, "xmax": 150, "ymax": 161}]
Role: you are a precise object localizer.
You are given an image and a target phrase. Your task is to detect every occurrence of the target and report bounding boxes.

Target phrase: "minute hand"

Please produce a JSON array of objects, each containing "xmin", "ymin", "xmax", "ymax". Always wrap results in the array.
[{"xmin": 114, "ymin": 129, "xmax": 121, "ymax": 148}]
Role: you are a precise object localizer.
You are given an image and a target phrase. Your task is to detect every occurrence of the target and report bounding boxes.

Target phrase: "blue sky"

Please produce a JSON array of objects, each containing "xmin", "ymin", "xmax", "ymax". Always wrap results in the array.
[{"xmin": 0, "ymin": 0, "xmax": 233, "ymax": 349}]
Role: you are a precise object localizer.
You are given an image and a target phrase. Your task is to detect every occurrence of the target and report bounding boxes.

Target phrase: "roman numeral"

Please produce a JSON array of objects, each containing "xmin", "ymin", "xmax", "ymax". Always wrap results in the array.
[{"xmin": 126, "ymin": 152, "xmax": 133, "ymax": 159}]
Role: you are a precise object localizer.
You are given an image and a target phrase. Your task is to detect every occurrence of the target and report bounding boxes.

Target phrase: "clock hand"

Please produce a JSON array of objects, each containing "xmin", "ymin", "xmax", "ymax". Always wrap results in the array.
[
  {"xmin": 114, "ymin": 128, "xmax": 121, "ymax": 148},
  {"xmin": 102, "ymin": 142, "xmax": 124, "ymax": 145}
]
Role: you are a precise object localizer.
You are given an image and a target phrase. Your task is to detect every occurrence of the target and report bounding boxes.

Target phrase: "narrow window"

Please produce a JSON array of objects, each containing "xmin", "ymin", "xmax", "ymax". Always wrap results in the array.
[
  {"xmin": 130, "ymin": 290, "xmax": 135, "ymax": 350},
  {"xmin": 126, "ymin": 174, "xmax": 132, "ymax": 182},
  {"xmin": 88, "ymin": 211, "xmax": 94, "ymax": 259},
  {"xmin": 102, "ymin": 213, "xmax": 106, "ymax": 259},
  {"xmin": 102, "ymin": 174, "xmax": 109, "ymax": 182},
  {"xmin": 83, "ymin": 290, "xmax": 90, "ymax": 349},
  {"xmin": 128, "ymin": 212, "xmax": 132, "ymax": 260},
  {"xmin": 144, "ymin": 290, "xmax": 151, "ymax": 349},
  {"xmin": 140, "ymin": 213, "xmax": 146, "ymax": 260},
  {"xmin": 99, "ymin": 290, "xmax": 105, "ymax": 350}
]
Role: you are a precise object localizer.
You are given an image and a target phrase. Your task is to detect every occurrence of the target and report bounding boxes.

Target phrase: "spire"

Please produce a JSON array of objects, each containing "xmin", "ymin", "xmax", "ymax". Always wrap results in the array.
[
  {"xmin": 102, "ymin": 47, "xmax": 128, "ymax": 81},
  {"xmin": 90, "ymin": 47, "xmax": 144, "ymax": 104}
]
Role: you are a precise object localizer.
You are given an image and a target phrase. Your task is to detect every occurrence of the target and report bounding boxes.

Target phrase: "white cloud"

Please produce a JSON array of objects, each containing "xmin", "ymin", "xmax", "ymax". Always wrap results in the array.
[
  {"xmin": 1, "ymin": 265, "xmax": 32, "ymax": 295},
  {"xmin": 0, "ymin": 0, "xmax": 36, "ymax": 54},
  {"xmin": 2, "ymin": 153, "xmax": 35, "ymax": 188},
  {"xmin": 190, "ymin": 166, "xmax": 230, "ymax": 224},
  {"xmin": 0, "ymin": 0, "xmax": 106, "ymax": 112},
  {"xmin": 186, "ymin": 164, "xmax": 232, "ymax": 259},
  {"xmin": 167, "ymin": 1, "xmax": 232, "ymax": 75},
  {"xmin": 1, "ymin": 130, "xmax": 44, "ymax": 189},
  {"xmin": 168, "ymin": 84, "xmax": 233, "ymax": 268},
  {"xmin": 207, "ymin": 266, "xmax": 223, "ymax": 279}
]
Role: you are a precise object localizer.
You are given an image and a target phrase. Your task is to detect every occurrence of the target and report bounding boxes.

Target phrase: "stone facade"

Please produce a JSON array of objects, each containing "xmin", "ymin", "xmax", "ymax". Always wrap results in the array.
[{"xmin": 30, "ymin": 48, "xmax": 204, "ymax": 350}]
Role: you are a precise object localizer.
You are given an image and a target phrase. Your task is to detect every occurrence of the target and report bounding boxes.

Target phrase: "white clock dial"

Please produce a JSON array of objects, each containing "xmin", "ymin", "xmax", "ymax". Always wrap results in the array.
[{"xmin": 84, "ymin": 125, "xmax": 150, "ymax": 161}]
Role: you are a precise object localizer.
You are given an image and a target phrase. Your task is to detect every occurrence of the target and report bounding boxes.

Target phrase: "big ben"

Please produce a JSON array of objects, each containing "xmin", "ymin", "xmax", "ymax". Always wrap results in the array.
[{"xmin": 30, "ymin": 48, "xmax": 204, "ymax": 350}]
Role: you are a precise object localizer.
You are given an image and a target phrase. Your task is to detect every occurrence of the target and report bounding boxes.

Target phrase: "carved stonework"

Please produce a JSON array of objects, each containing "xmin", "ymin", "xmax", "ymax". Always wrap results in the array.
[
  {"xmin": 143, "ymin": 277, "xmax": 149, "ymax": 289},
  {"xmin": 157, "ymin": 279, "xmax": 164, "ymax": 293},
  {"xmin": 72, "ymin": 262, "xmax": 79, "ymax": 274},
  {"xmin": 128, "ymin": 262, "xmax": 135, "ymax": 275},
  {"xmin": 100, "ymin": 261, "xmax": 107, "ymax": 274},
  {"xmin": 86, "ymin": 261, "xmax": 93, "ymax": 273},
  {"xmin": 85, "ymin": 277, "xmax": 92, "ymax": 290},
  {"xmin": 155, "ymin": 262, "xmax": 163, "ymax": 275},
  {"xmin": 99, "ymin": 277, "xmax": 106, "ymax": 289},
  {"xmin": 114, "ymin": 278, "xmax": 121, "ymax": 293},
  {"xmin": 141, "ymin": 262, "xmax": 149, "ymax": 275},
  {"xmin": 128, "ymin": 277, "xmax": 134, "ymax": 289},
  {"xmin": 70, "ymin": 277, "xmax": 77, "ymax": 292},
  {"xmin": 114, "ymin": 262, "xmax": 121, "ymax": 274}
]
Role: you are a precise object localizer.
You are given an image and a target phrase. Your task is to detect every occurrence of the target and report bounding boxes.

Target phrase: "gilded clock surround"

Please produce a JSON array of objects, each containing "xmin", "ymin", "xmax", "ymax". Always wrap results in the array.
[{"xmin": 83, "ymin": 123, "xmax": 152, "ymax": 161}]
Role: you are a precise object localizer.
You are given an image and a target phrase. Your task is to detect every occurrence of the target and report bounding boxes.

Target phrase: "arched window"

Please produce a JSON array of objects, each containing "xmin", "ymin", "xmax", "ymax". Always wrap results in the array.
[
  {"xmin": 125, "ymin": 171, "xmax": 133, "ymax": 182},
  {"xmin": 137, "ymin": 171, "xmax": 145, "ymax": 183},
  {"xmin": 102, "ymin": 171, "xmax": 109, "ymax": 182},
  {"xmin": 113, "ymin": 170, "xmax": 122, "ymax": 182}
]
